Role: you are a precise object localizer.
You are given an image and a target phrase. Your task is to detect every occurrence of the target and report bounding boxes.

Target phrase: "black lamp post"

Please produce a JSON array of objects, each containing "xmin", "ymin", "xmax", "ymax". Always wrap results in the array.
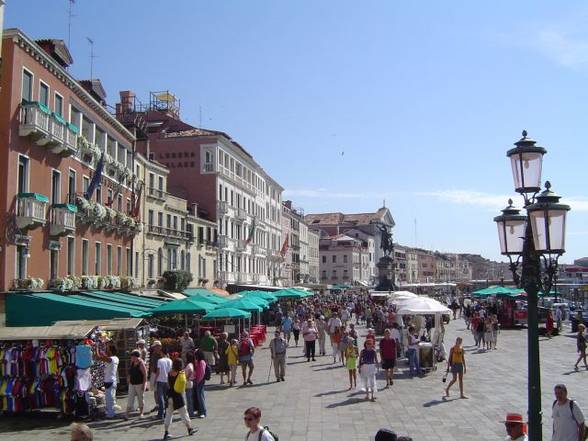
[{"xmin": 494, "ymin": 131, "xmax": 571, "ymax": 441}]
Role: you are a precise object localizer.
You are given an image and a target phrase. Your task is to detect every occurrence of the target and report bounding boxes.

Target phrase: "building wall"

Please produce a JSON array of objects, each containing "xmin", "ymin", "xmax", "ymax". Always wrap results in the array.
[
  {"xmin": 308, "ymin": 229, "xmax": 320, "ymax": 284},
  {"xmin": 0, "ymin": 30, "xmax": 137, "ymax": 291}
]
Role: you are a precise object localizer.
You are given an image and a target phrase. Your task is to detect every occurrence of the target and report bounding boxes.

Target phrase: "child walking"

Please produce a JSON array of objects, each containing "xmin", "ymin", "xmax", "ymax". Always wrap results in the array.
[
  {"xmin": 226, "ymin": 339, "xmax": 239, "ymax": 386},
  {"xmin": 345, "ymin": 342, "xmax": 358, "ymax": 390}
]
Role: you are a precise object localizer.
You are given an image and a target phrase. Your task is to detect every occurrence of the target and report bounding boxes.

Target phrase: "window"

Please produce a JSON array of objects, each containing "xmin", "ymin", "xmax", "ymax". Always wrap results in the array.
[
  {"xmin": 17, "ymin": 155, "xmax": 29, "ymax": 194},
  {"xmin": 68, "ymin": 170, "xmax": 76, "ymax": 202},
  {"xmin": 22, "ymin": 69, "xmax": 33, "ymax": 102},
  {"xmin": 16, "ymin": 246, "xmax": 27, "ymax": 279},
  {"xmin": 39, "ymin": 82, "xmax": 49, "ymax": 106},
  {"xmin": 332, "ymin": 255, "xmax": 336, "ymax": 263},
  {"xmin": 135, "ymin": 252, "xmax": 139, "ymax": 278},
  {"xmin": 158, "ymin": 212, "xmax": 163, "ymax": 227},
  {"xmin": 343, "ymin": 255, "xmax": 348, "ymax": 264},
  {"xmin": 54, "ymin": 93, "xmax": 63, "ymax": 116},
  {"xmin": 126, "ymin": 248, "xmax": 131, "ymax": 276},
  {"xmin": 67, "ymin": 237, "xmax": 75, "ymax": 276},
  {"xmin": 107, "ymin": 189, "xmax": 113, "ymax": 206},
  {"xmin": 117, "ymin": 246, "xmax": 122, "ymax": 275},
  {"xmin": 148, "ymin": 254, "xmax": 154, "ymax": 278},
  {"xmin": 167, "ymin": 248, "xmax": 172, "ymax": 270},
  {"xmin": 167, "ymin": 214, "xmax": 171, "ymax": 229},
  {"xmin": 95, "ymin": 243, "xmax": 101, "ymax": 275},
  {"xmin": 82, "ymin": 176, "xmax": 90, "ymax": 195},
  {"xmin": 107, "ymin": 244, "xmax": 113, "ymax": 274},
  {"xmin": 157, "ymin": 248, "xmax": 163, "ymax": 276},
  {"xmin": 181, "ymin": 250, "xmax": 185, "ymax": 270},
  {"xmin": 158, "ymin": 176, "xmax": 163, "ymax": 191},
  {"xmin": 50, "ymin": 249, "xmax": 58, "ymax": 280},
  {"xmin": 149, "ymin": 173, "xmax": 155, "ymax": 190},
  {"xmin": 117, "ymin": 194, "xmax": 122, "ymax": 211},
  {"xmin": 186, "ymin": 252, "xmax": 191, "ymax": 273},
  {"xmin": 82, "ymin": 239, "xmax": 89, "ymax": 275},
  {"xmin": 82, "ymin": 117, "xmax": 93, "ymax": 141},
  {"xmin": 70, "ymin": 106, "xmax": 82, "ymax": 128},
  {"xmin": 95, "ymin": 186, "xmax": 101, "ymax": 204},
  {"xmin": 118, "ymin": 145, "xmax": 126, "ymax": 165},
  {"xmin": 51, "ymin": 170, "xmax": 61, "ymax": 204},
  {"xmin": 148, "ymin": 209, "xmax": 154, "ymax": 226}
]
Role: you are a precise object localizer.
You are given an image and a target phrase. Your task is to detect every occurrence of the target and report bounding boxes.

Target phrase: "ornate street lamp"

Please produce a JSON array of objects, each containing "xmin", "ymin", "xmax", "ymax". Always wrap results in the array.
[{"xmin": 494, "ymin": 131, "xmax": 571, "ymax": 441}]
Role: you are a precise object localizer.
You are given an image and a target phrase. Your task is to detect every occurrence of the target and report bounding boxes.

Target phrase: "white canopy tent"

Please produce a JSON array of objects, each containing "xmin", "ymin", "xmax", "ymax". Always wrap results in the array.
[{"xmin": 395, "ymin": 297, "xmax": 451, "ymax": 315}]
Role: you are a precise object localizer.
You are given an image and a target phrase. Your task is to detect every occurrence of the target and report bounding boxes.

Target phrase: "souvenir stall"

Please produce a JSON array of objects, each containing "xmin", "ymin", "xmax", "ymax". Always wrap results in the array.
[
  {"xmin": 53, "ymin": 318, "xmax": 150, "ymax": 391},
  {"xmin": 0, "ymin": 325, "xmax": 95, "ymax": 417},
  {"xmin": 200, "ymin": 308, "xmax": 252, "ymax": 341}
]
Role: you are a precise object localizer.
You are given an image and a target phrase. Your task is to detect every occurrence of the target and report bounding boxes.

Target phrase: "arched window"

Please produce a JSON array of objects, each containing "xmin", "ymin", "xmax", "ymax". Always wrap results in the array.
[{"xmin": 186, "ymin": 252, "xmax": 191, "ymax": 274}]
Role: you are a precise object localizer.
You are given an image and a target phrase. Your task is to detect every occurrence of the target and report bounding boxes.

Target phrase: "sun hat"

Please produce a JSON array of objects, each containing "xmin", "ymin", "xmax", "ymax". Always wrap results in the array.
[
  {"xmin": 131, "ymin": 349, "xmax": 141, "ymax": 357},
  {"xmin": 137, "ymin": 339, "xmax": 146, "ymax": 345},
  {"xmin": 152, "ymin": 340, "xmax": 162, "ymax": 347},
  {"xmin": 502, "ymin": 413, "xmax": 525, "ymax": 424}
]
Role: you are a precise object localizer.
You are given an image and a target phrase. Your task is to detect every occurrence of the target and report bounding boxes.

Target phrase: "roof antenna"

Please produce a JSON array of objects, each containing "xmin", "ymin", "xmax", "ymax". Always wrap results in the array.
[
  {"xmin": 67, "ymin": 0, "xmax": 76, "ymax": 47},
  {"xmin": 86, "ymin": 37, "xmax": 95, "ymax": 79}
]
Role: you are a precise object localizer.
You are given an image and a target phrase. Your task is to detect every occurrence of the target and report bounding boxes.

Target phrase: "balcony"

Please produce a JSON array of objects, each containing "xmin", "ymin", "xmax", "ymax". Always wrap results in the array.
[
  {"xmin": 147, "ymin": 224, "xmax": 194, "ymax": 242},
  {"xmin": 251, "ymin": 273, "xmax": 259, "ymax": 283},
  {"xmin": 19, "ymin": 102, "xmax": 51, "ymax": 144},
  {"xmin": 203, "ymin": 162, "xmax": 215, "ymax": 173},
  {"xmin": 236, "ymin": 239, "xmax": 247, "ymax": 252},
  {"xmin": 236, "ymin": 207, "xmax": 247, "ymax": 222},
  {"xmin": 147, "ymin": 187, "xmax": 166, "ymax": 201},
  {"xmin": 217, "ymin": 200, "xmax": 228, "ymax": 217},
  {"xmin": 218, "ymin": 234, "xmax": 229, "ymax": 249},
  {"xmin": 51, "ymin": 121, "xmax": 79, "ymax": 157},
  {"xmin": 49, "ymin": 203, "xmax": 77, "ymax": 236},
  {"xmin": 15, "ymin": 193, "xmax": 48, "ymax": 229}
]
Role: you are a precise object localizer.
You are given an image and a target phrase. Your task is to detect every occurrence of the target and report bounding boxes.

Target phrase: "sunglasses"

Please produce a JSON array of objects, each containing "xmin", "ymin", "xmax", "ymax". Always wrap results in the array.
[{"xmin": 244, "ymin": 416, "xmax": 256, "ymax": 422}]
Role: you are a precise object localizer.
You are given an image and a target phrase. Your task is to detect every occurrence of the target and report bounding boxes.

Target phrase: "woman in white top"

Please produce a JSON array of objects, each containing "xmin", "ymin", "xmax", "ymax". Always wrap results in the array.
[{"xmin": 244, "ymin": 407, "xmax": 275, "ymax": 441}]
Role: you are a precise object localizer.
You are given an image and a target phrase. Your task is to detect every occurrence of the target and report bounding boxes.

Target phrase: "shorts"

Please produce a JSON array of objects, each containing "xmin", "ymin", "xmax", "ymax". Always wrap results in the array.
[
  {"xmin": 451, "ymin": 363, "xmax": 463, "ymax": 374},
  {"xmin": 203, "ymin": 351, "xmax": 215, "ymax": 366},
  {"xmin": 382, "ymin": 358, "xmax": 396, "ymax": 370},
  {"xmin": 239, "ymin": 356, "xmax": 254, "ymax": 368}
]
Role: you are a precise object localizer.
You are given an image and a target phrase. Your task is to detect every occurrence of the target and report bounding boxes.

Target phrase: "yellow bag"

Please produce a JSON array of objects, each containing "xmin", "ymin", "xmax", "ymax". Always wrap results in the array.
[{"xmin": 174, "ymin": 370, "xmax": 187, "ymax": 393}]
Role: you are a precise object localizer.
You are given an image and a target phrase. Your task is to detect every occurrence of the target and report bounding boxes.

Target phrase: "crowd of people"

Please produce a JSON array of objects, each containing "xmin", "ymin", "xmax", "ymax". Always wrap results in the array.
[{"xmin": 72, "ymin": 288, "xmax": 588, "ymax": 441}]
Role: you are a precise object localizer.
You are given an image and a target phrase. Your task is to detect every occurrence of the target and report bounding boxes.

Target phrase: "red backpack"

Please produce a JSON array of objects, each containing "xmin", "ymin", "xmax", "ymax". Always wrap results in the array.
[{"xmin": 239, "ymin": 339, "xmax": 251, "ymax": 356}]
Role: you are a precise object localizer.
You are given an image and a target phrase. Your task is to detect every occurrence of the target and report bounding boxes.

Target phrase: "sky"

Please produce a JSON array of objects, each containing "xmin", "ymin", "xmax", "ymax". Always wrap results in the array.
[{"xmin": 5, "ymin": 1, "xmax": 588, "ymax": 263}]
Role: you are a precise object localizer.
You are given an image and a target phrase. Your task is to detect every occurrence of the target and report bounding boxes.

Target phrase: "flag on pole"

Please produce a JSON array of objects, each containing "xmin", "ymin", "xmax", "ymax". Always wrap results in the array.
[
  {"xmin": 245, "ymin": 217, "xmax": 256, "ymax": 245},
  {"xmin": 280, "ymin": 235, "xmax": 289, "ymax": 257},
  {"xmin": 84, "ymin": 152, "xmax": 104, "ymax": 200},
  {"xmin": 132, "ymin": 181, "xmax": 143, "ymax": 218}
]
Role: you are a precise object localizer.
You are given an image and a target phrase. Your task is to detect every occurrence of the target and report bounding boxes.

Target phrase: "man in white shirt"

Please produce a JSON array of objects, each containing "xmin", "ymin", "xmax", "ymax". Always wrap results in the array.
[
  {"xmin": 97, "ymin": 345, "xmax": 119, "ymax": 419},
  {"xmin": 556, "ymin": 307, "xmax": 564, "ymax": 331},
  {"xmin": 155, "ymin": 350, "xmax": 172, "ymax": 419},
  {"xmin": 327, "ymin": 313, "xmax": 342, "ymax": 335},
  {"xmin": 552, "ymin": 384, "xmax": 585, "ymax": 441}
]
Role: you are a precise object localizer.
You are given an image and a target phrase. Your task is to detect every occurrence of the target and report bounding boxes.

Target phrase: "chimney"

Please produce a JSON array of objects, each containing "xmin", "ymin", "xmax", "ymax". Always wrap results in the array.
[
  {"xmin": 119, "ymin": 90, "xmax": 135, "ymax": 112},
  {"xmin": 79, "ymin": 79, "xmax": 107, "ymax": 105}
]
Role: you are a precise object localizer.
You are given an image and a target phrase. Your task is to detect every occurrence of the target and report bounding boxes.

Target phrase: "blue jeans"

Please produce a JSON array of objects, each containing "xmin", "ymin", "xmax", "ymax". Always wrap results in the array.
[
  {"xmin": 185, "ymin": 389, "xmax": 194, "ymax": 417},
  {"xmin": 105, "ymin": 383, "xmax": 117, "ymax": 418},
  {"xmin": 156, "ymin": 382, "xmax": 168, "ymax": 418},
  {"xmin": 196, "ymin": 381, "xmax": 206, "ymax": 416},
  {"xmin": 407, "ymin": 348, "xmax": 420, "ymax": 376}
]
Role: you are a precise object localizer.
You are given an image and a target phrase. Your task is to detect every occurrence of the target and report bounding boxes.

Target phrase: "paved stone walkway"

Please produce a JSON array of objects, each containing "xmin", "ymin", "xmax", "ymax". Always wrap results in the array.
[{"xmin": 1, "ymin": 317, "xmax": 586, "ymax": 441}]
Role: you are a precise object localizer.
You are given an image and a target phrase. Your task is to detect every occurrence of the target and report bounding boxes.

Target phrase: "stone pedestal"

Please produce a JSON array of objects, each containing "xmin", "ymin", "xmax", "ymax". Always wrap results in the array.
[{"xmin": 374, "ymin": 256, "xmax": 396, "ymax": 291}]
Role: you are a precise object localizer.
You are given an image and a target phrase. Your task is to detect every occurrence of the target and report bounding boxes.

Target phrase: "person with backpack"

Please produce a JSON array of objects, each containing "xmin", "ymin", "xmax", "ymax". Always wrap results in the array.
[
  {"xmin": 239, "ymin": 331, "xmax": 255, "ymax": 385},
  {"xmin": 551, "ymin": 384, "xmax": 586, "ymax": 441},
  {"xmin": 163, "ymin": 358, "xmax": 196, "ymax": 440},
  {"xmin": 192, "ymin": 349, "xmax": 209, "ymax": 419},
  {"xmin": 243, "ymin": 407, "xmax": 277, "ymax": 441}
]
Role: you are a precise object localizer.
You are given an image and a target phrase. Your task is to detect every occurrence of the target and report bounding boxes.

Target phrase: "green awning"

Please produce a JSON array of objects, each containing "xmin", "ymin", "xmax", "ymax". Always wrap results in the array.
[
  {"xmin": 202, "ymin": 307, "xmax": 251, "ymax": 320},
  {"xmin": 18, "ymin": 192, "xmax": 49, "ymax": 203},
  {"xmin": 472, "ymin": 286, "xmax": 524, "ymax": 297},
  {"xmin": 69, "ymin": 294, "xmax": 154, "ymax": 313},
  {"xmin": 240, "ymin": 290, "xmax": 278, "ymax": 302},
  {"xmin": 79, "ymin": 291, "xmax": 167, "ymax": 309},
  {"xmin": 151, "ymin": 298, "xmax": 214, "ymax": 315},
  {"xmin": 240, "ymin": 296, "xmax": 269, "ymax": 308},
  {"xmin": 6, "ymin": 292, "xmax": 146, "ymax": 326},
  {"xmin": 53, "ymin": 112, "xmax": 66, "ymax": 125},
  {"xmin": 67, "ymin": 122, "xmax": 79, "ymax": 134},
  {"xmin": 274, "ymin": 288, "xmax": 311, "ymax": 299},
  {"xmin": 53, "ymin": 203, "xmax": 78, "ymax": 213}
]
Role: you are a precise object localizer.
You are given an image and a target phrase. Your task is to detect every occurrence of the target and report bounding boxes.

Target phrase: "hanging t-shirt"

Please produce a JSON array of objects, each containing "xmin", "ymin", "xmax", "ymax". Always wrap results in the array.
[
  {"xmin": 104, "ymin": 356, "xmax": 119, "ymax": 384},
  {"xmin": 75, "ymin": 345, "xmax": 93, "ymax": 369}
]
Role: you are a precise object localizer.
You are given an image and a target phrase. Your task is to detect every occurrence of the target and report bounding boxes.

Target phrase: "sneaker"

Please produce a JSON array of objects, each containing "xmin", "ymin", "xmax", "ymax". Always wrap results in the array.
[
  {"xmin": 163, "ymin": 432, "xmax": 170, "ymax": 440},
  {"xmin": 281, "ymin": 377, "xmax": 285, "ymax": 381},
  {"xmin": 197, "ymin": 414, "xmax": 206, "ymax": 419},
  {"xmin": 188, "ymin": 428, "xmax": 197, "ymax": 436}
]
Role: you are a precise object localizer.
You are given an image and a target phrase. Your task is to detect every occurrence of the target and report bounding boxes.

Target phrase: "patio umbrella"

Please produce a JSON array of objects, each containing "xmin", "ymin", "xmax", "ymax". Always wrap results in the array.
[
  {"xmin": 223, "ymin": 299, "xmax": 263, "ymax": 312},
  {"xmin": 150, "ymin": 298, "xmax": 214, "ymax": 315},
  {"xmin": 202, "ymin": 307, "xmax": 251, "ymax": 320},
  {"xmin": 395, "ymin": 297, "xmax": 451, "ymax": 315},
  {"xmin": 240, "ymin": 290, "xmax": 278, "ymax": 302},
  {"xmin": 243, "ymin": 296, "xmax": 269, "ymax": 308},
  {"xmin": 274, "ymin": 288, "xmax": 308, "ymax": 299},
  {"xmin": 185, "ymin": 293, "xmax": 228, "ymax": 305},
  {"xmin": 472, "ymin": 286, "xmax": 522, "ymax": 297}
]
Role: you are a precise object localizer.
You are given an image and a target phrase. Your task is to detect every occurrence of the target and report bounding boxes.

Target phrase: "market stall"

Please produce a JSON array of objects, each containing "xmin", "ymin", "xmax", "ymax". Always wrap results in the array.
[{"xmin": 201, "ymin": 307, "xmax": 252, "ymax": 340}]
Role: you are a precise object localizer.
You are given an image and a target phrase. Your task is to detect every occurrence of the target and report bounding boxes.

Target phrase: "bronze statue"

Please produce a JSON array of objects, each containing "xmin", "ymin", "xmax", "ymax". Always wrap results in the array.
[{"xmin": 377, "ymin": 224, "xmax": 394, "ymax": 257}]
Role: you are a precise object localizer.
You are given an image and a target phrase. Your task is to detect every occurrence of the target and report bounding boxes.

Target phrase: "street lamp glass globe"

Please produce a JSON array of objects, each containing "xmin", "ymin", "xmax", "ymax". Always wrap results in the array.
[
  {"xmin": 494, "ymin": 200, "xmax": 526, "ymax": 255},
  {"xmin": 526, "ymin": 182, "xmax": 571, "ymax": 255},
  {"xmin": 506, "ymin": 131, "xmax": 547, "ymax": 194}
]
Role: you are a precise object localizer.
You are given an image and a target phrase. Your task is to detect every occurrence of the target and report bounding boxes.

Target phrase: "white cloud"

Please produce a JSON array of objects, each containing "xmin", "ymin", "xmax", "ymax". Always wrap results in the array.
[
  {"xmin": 532, "ymin": 29, "xmax": 588, "ymax": 67},
  {"xmin": 420, "ymin": 189, "xmax": 588, "ymax": 212}
]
